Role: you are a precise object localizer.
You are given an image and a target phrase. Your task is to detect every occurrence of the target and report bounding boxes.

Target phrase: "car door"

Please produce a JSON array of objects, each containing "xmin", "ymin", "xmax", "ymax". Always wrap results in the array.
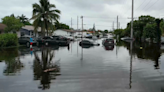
[
  {"xmin": 82, "ymin": 40, "xmax": 90, "ymax": 45},
  {"xmin": 18, "ymin": 37, "xmax": 23, "ymax": 44},
  {"xmin": 23, "ymin": 37, "xmax": 29, "ymax": 44}
]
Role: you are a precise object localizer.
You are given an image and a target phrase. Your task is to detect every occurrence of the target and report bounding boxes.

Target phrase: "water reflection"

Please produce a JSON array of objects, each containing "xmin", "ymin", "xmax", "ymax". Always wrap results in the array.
[
  {"xmin": 80, "ymin": 45, "xmax": 93, "ymax": 49},
  {"xmin": 33, "ymin": 47, "xmax": 60, "ymax": 90},
  {"xmin": 117, "ymin": 41, "xmax": 161, "ymax": 69},
  {"xmin": 3, "ymin": 57, "xmax": 24, "ymax": 76},
  {"xmin": 1, "ymin": 48, "xmax": 24, "ymax": 76},
  {"xmin": 129, "ymin": 41, "xmax": 133, "ymax": 89},
  {"xmin": 0, "ymin": 48, "xmax": 19, "ymax": 61}
]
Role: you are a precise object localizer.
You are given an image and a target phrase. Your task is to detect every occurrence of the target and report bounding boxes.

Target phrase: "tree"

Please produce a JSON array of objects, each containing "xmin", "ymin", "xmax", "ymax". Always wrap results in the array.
[
  {"xmin": 160, "ymin": 21, "xmax": 164, "ymax": 35},
  {"xmin": 125, "ymin": 15, "xmax": 156, "ymax": 41},
  {"xmin": 55, "ymin": 22, "xmax": 69, "ymax": 29},
  {"xmin": 2, "ymin": 16, "xmax": 23, "ymax": 33},
  {"xmin": 104, "ymin": 30, "xmax": 108, "ymax": 33},
  {"xmin": 33, "ymin": 48, "xmax": 60, "ymax": 89},
  {"xmin": 113, "ymin": 29, "xmax": 125, "ymax": 38},
  {"xmin": 17, "ymin": 14, "xmax": 32, "ymax": 25},
  {"xmin": 143, "ymin": 23, "xmax": 157, "ymax": 42},
  {"xmin": 31, "ymin": 0, "xmax": 61, "ymax": 36}
]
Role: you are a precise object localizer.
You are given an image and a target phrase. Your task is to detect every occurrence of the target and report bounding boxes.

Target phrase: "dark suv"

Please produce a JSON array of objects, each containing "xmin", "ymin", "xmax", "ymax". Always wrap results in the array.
[
  {"xmin": 52, "ymin": 36, "xmax": 70, "ymax": 46},
  {"xmin": 18, "ymin": 36, "xmax": 36, "ymax": 47},
  {"xmin": 36, "ymin": 36, "xmax": 58, "ymax": 46}
]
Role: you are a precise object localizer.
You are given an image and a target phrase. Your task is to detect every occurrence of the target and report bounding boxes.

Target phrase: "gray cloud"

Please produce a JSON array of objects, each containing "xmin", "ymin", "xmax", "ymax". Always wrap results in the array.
[{"xmin": 0, "ymin": 0, "xmax": 164, "ymax": 30}]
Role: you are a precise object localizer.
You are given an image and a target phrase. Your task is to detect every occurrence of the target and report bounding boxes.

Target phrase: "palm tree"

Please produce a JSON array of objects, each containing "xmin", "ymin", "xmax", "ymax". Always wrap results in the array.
[
  {"xmin": 17, "ymin": 14, "xmax": 29, "ymax": 24},
  {"xmin": 31, "ymin": 0, "xmax": 61, "ymax": 37},
  {"xmin": 33, "ymin": 47, "xmax": 60, "ymax": 89}
]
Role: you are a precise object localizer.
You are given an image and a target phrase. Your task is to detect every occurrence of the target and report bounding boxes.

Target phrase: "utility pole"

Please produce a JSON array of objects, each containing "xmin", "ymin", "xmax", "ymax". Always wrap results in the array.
[
  {"xmin": 81, "ymin": 16, "xmax": 83, "ymax": 60},
  {"xmin": 117, "ymin": 16, "xmax": 118, "ymax": 29},
  {"xmin": 113, "ymin": 21, "xmax": 114, "ymax": 31},
  {"xmin": 131, "ymin": 0, "xmax": 134, "ymax": 39},
  {"xmin": 119, "ymin": 22, "xmax": 120, "ymax": 29},
  {"xmin": 77, "ymin": 16, "xmax": 78, "ymax": 30},
  {"xmin": 81, "ymin": 16, "xmax": 83, "ymax": 38},
  {"xmin": 71, "ymin": 18, "xmax": 72, "ymax": 29}
]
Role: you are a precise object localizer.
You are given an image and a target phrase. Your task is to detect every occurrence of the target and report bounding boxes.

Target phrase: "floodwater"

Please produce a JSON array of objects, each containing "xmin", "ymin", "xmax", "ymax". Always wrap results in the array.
[{"xmin": 1, "ymin": 38, "xmax": 164, "ymax": 92}]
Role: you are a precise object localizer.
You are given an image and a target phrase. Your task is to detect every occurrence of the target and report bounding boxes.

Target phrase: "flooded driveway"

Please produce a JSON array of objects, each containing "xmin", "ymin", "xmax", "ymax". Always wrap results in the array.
[{"xmin": 1, "ymin": 38, "xmax": 164, "ymax": 92}]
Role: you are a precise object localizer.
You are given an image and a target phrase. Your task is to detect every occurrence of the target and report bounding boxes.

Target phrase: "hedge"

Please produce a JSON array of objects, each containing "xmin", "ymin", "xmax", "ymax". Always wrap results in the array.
[{"xmin": 0, "ymin": 33, "xmax": 18, "ymax": 47}]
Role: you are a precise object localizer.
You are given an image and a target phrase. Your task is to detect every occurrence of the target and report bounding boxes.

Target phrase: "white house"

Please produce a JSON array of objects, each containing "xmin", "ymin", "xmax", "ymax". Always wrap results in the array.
[
  {"xmin": 74, "ymin": 31, "xmax": 93, "ymax": 38},
  {"xmin": 53, "ymin": 29, "xmax": 75, "ymax": 36}
]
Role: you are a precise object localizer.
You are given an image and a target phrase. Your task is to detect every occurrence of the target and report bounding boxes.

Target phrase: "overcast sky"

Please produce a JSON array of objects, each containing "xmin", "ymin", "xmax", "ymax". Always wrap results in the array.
[{"xmin": 0, "ymin": 0, "xmax": 164, "ymax": 31}]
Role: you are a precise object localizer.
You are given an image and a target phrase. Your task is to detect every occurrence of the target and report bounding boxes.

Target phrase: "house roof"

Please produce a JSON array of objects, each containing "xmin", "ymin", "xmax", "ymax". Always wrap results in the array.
[
  {"xmin": 22, "ymin": 25, "xmax": 41, "ymax": 32},
  {"xmin": 0, "ymin": 23, "xmax": 7, "ymax": 31}
]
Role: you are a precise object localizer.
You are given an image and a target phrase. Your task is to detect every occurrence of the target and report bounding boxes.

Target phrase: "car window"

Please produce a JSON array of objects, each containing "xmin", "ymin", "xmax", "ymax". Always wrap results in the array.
[{"xmin": 83, "ymin": 40, "xmax": 90, "ymax": 43}]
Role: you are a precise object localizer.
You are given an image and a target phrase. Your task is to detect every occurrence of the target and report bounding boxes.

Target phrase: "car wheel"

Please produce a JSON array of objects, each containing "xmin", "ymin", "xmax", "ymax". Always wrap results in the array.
[
  {"xmin": 45, "ymin": 42, "xmax": 49, "ymax": 46},
  {"xmin": 79, "ymin": 42, "xmax": 82, "ymax": 46},
  {"xmin": 26, "ymin": 42, "xmax": 30, "ymax": 47}
]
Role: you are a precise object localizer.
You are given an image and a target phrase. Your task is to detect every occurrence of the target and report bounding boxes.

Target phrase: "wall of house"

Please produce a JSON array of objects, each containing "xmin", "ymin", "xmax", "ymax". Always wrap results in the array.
[
  {"xmin": 53, "ymin": 30, "xmax": 73, "ymax": 36},
  {"xmin": 16, "ymin": 31, "xmax": 21, "ymax": 38},
  {"xmin": 74, "ymin": 32, "xmax": 91, "ymax": 37}
]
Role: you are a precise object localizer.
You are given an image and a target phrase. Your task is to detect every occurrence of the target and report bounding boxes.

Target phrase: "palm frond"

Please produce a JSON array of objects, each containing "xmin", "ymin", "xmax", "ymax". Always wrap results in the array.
[{"xmin": 49, "ymin": 4, "xmax": 56, "ymax": 8}]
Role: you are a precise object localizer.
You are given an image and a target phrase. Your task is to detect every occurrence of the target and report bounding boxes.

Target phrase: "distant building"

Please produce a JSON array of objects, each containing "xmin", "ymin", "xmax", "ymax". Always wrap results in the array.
[{"xmin": 53, "ymin": 29, "xmax": 75, "ymax": 36}]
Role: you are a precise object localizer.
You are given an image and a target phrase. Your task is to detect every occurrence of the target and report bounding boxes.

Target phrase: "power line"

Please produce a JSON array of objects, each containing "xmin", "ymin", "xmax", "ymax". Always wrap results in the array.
[
  {"xmin": 137, "ymin": 0, "xmax": 153, "ymax": 15},
  {"xmin": 141, "ymin": 0, "xmax": 153, "ymax": 10},
  {"xmin": 72, "ymin": 24, "xmax": 113, "ymax": 27},
  {"xmin": 135, "ymin": 0, "xmax": 147, "ymax": 10},
  {"xmin": 144, "ymin": 0, "xmax": 160, "ymax": 11},
  {"xmin": 83, "ymin": 16, "xmax": 127, "ymax": 19}
]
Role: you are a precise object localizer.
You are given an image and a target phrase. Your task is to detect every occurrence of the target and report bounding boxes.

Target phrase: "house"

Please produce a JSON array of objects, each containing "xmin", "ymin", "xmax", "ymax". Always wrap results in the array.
[
  {"xmin": 53, "ymin": 29, "xmax": 75, "ymax": 36},
  {"xmin": 0, "ymin": 23, "xmax": 20, "ymax": 37},
  {"xmin": 0, "ymin": 24, "xmax": 42, "ymax": 37},
  {"xmin": 74, "ymin": 31, "xmax": 93, "ymax": 38},
  {"xmin": 20, "ymin": 25, "xmax": 42, "ymax": 37}
]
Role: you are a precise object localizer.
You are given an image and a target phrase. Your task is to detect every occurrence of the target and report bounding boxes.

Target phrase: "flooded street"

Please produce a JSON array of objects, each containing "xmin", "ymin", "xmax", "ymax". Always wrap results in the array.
[{"xmin": 1, "ymin": 38, "xmax": 164, "ymax": 92}]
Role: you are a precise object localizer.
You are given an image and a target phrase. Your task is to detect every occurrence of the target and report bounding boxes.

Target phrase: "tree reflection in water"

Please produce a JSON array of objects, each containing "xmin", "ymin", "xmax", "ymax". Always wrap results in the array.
[
  {"xmin": 33, "ymin": 47, "xmax": 60, "ymax": 90},
  {"xmin": 117, "ymin": 41, "xmax": 161, "ymax": 69},
  {"xmin": 3, "ymin": 48, "xmax": 24, "ymax": 76},
  {"xmin": 3, "ymin": 58, "xmax": 24, "ymax": 76}
]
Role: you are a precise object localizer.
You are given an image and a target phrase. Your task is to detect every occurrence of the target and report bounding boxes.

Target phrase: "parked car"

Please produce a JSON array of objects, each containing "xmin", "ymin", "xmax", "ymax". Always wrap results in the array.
[
  {"xmin": 18, "ymin": 36, "xmax": 37, "ymax": 47},
  {"xmin": 103, "ymin": 34, "xmax": 108, "ymax": 38},
  {"xmin": 52, "ymin": 36, "xmax": 70, "ymax": 46},
  {"xmin": 37, "ymin": 36, "xmax": 58, "ymax": 46},
  {"xmin": 85, "ymin": 35, "xmax": 92, "ymax": 39},
  {"xmin": 36, "ymin": 37, "xmax": 45, "ymax": 46},
  {"xmin": 80, "ymin": 45, "xmax": 93, "ymax": 49},
  {"xmin": 63, "ymin": 36, "xmax": 74, "ymax": 41},
  {"xmin": 104, "ymin": 45, "xmax": 114, "ymax": 51},
  {"xmin": 102, "ymin": 38, "xmax": 114, "ymax": 46},
  {"xmin": 79, "ymin": 40, "xmax": 100, "ymax": 46}
]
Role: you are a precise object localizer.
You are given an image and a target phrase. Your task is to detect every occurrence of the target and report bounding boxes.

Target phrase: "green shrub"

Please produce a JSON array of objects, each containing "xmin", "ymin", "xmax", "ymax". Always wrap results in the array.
[{"xmin": 0, "ymin": 33, "xmax": 18, "ymax": 47}]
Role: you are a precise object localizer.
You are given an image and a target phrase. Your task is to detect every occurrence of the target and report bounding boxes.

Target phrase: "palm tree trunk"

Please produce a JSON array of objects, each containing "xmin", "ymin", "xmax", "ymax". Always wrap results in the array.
[
  {"xmin": 47, "ymin": 30, "xmax": 48, "ymax": 36},
  {"xmin": 41, "ymin": 27, "xmax": 45, "ymax": 37}
]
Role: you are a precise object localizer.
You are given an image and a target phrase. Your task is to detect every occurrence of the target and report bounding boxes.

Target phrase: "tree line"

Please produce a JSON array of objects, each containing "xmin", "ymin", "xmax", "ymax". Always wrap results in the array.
[{"xmin": 113, "ymin": 15, "xmax": 164, "ymax": 43}]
